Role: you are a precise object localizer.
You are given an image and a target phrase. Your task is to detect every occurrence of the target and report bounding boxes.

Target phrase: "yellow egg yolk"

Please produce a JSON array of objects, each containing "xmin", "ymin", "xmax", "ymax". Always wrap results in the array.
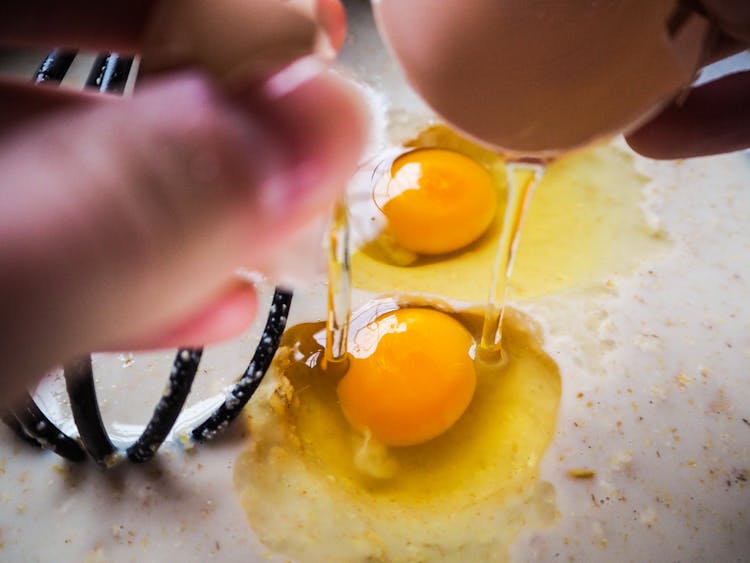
[
  {"xmin": 336, "ymin": 308, "xmax": 476, "ymax": 447},
  {"xmin": 380, "ymin": 148, "xmax": 498, "ymax": 255}
]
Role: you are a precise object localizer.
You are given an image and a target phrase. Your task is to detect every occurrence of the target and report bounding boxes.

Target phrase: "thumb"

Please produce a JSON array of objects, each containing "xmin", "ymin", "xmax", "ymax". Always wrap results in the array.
[{"xmin": 0, "ymin": 67, "xmax": 366, "ymax": 384}]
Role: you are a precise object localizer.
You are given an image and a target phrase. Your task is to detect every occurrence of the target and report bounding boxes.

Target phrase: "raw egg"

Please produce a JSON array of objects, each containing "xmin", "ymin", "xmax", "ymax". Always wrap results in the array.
[
  {"xmin": 376, "ymin": 148, "xmax": 497, "ymax": 256},
  {"xmin": 235, "ymin": 301, "xmax": 562, "ymax": 561},
  {"xmin": 337, "ymin": 307, "xmax": 476, "ymax": 447},
  {"xmin": 352, "ymin": 125, "xmax": 668, "ymax": 301},
  {"xmin": 232, "ymin": 122, "xmax": 666, "ymax": 561}
]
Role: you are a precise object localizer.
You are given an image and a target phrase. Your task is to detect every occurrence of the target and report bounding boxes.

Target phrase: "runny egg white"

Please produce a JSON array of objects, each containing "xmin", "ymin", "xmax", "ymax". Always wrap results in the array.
[{"xmin": 0, "ymin": 3, "xmax": 748, "ymax": 563}]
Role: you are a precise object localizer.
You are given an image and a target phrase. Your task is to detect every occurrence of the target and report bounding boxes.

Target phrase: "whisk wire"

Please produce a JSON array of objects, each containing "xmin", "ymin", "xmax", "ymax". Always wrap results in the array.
[{"xmin": 1, "ymin": 49, "xmax": 293, "ymax": 467}]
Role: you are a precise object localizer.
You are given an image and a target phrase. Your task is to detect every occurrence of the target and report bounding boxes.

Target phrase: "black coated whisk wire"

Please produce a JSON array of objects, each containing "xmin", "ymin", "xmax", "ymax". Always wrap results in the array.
[
  {"xmin": 34, "ymin": 48, "xmax": 77, "ymax": 84},
  {"xmin": 1, "ymin": 49, "xmax": 293, "ymax": 466}
]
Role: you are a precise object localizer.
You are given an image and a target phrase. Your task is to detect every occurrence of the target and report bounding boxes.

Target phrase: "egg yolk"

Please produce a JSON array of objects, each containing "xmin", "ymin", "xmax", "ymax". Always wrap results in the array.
[
  {"xmin": 380, "ymin": 148, "xmax": 498, "ymax": 255},
  {"xmin": 336, "ymin": 308, "xmax": 476, "ymax": 447}
]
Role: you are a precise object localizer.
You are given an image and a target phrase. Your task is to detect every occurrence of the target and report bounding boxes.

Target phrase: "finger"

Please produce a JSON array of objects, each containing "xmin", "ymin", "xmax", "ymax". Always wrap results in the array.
[
  {"xmin": 117, "ymin": 281, "xmax": 258, "ymax": 351},
  {"xmin": 0, "ymin": 68, "xmax": 367, "ymax": 384},
  {"xmin": 0, "ymin": 1, "xmax": 153, "ymax": 51},
  {"xmin": 139, "ymin": 0, "xmax": 322, "ymax": 82},
  {"xmin": 0, "ymin": 0, "xmax": 344, "ymax": 131},
  {"xmin": 317, "ymin": 0, "xmax": 347, "ymax": 52},
  {"xmin": 228, "ymin": 60, "xmax": 370, "ymax": 238},
  {"xmin": 1, "ymin": 1, "xmax": 326, "ymax": 83},
  {"xmin": 0, "ymin": 79, "xmax": 97, "ymax": 133},
  {"xmin": 698, "ymin": 0, "xmax": 750, "ymax": 44},
  {"xmin": 703, "ymin": 32, "xmax": 746, "ymax": 64},
  {"xmin": 626, "ymin": 70, "xmax": 750, "ymax": 159}
]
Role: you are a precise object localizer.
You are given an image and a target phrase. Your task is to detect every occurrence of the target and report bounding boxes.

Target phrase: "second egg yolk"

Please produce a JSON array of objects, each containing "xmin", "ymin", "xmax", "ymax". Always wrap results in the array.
[
  {"xmin": 381, "ymin": 148, "xmax": 498, "ymax": 255},
  {"xmin": 336, "ymin": 308, "xmax": 476, "ymax": 447}
]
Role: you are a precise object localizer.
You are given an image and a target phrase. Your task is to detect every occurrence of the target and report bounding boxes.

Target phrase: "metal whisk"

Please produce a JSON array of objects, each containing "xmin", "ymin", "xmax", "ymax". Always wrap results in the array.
[{"xmin": 1, "ymin": 49, "xmax": 292, "ymax": 468}]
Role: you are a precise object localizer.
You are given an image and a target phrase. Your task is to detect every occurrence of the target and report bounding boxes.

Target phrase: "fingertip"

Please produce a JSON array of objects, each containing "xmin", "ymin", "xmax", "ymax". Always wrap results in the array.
[
  {"xmin": 231, "ymin": 65, "xmax": 368, "ymax": 224},
  {"xmin": 626, "ymin": 71, "xmax": 750, "ymax": 159},
  {"xmin": 317, "ymin": 0, "xmax": 347, "ymax": 52},
  {"xmin": 281, "ymin": 69, "xmax": 368, "ymax": 195},
  {"xmin": 271, "ymin": 68, "xmax": 369, "ymax": 194},
  {"xmin": 624, "ymin": 126, "xmax": 676, "ymax": 160}
]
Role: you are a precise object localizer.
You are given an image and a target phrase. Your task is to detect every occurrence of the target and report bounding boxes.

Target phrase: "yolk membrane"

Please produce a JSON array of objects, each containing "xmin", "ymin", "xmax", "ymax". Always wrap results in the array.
[
  {"xmin": 337, "ymin": 308, "xmax": 476, "ymax": 447},
  {"xmin": 380, "ymin": 148, "xmax": 498, "ymax": 255}
]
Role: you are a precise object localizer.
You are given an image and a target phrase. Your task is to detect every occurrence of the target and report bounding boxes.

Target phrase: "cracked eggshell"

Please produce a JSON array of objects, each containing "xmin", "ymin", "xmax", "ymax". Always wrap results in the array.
[{"xmin": 373, "ymin": 0, "xmax": 710, "ymax": 155}]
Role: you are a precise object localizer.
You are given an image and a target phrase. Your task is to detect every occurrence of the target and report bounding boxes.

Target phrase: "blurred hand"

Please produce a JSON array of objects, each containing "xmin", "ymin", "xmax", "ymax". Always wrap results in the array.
[
  {"xmin": 0, "ymin": 0, "xmax": 365, "ymax": 389},
  {"xmin": 626, "ymin": 0, "xmax": 750, "ymax": 158}
]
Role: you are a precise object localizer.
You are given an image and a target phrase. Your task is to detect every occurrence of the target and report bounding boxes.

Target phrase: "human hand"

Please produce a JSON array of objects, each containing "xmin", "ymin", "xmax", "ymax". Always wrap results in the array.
[
  {"xmin": 0, "ymin": 1, "xmax": 366, "ymax": 391},
  {"xmin": 626, "ymin": 0, "xmax": 750, "ymax": 159}
]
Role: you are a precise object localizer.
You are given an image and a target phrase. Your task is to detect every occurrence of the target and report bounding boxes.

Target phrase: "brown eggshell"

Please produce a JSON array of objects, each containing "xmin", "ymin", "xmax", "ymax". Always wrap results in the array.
[{"xmin": 373, "ymin": 0, "xmax": 711, "ymax": 155}]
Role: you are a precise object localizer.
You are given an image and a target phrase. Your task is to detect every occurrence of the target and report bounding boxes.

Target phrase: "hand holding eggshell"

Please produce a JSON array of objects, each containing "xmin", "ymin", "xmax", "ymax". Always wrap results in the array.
[{"xmin": 373, "ymin": 0, "xmax": 716, "ymax": 155}]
